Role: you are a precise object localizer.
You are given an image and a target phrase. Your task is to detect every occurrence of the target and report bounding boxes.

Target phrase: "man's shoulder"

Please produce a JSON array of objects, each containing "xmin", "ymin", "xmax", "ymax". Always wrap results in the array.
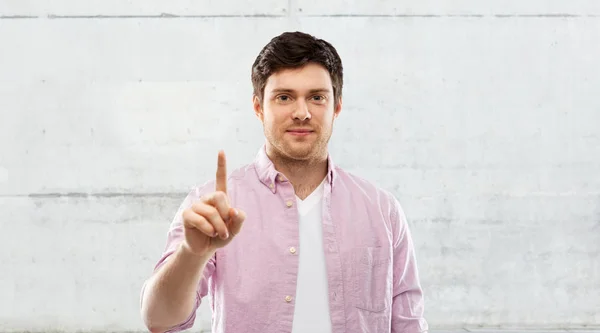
[
  {"xmin": 334, "ymin": 166, "xmax": 397, "ymax": 202},
  {"xmin": 190, "ymin": 161, "xmax": 258, "ymax": 193},
  {"xmin": 334, "ymin": 166, "xmax": 405, "ymax": 227},
  {"xmin": 229, "ymin": 161, "xmax": 258, "ymax": 181}
]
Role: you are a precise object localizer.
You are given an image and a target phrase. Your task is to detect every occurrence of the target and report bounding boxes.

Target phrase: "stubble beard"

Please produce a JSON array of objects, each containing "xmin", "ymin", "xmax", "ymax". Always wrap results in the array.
[{"xmin": 265, "ymin": 125, "xmax": 331, "ymax": 167}]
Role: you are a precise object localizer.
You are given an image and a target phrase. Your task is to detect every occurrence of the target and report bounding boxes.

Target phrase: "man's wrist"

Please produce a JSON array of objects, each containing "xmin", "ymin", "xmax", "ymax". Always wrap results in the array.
[{"xmin": 178, "ymin": 242, "xmax": 215, "ymax": 262}]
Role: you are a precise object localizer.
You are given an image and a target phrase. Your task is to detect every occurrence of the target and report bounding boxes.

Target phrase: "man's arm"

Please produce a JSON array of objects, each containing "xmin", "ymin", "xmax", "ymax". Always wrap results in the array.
[
  {"xmin": 389, "ymin": 194, "xmax": 429, "ymax": 333},
  {"xmin": 141, "ymin": 244, "xmax": 215, "ymax": 333},
  {"xmin": 140, "ymin": 151, "xmax": 245, "ymax": 333},
  {"xmin": 140, "ymin": 188, "xmax": 216, "ymax": 333}
]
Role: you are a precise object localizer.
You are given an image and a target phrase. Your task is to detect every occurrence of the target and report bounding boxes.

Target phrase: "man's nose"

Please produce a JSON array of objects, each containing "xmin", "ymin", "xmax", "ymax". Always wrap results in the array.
[{"xmin": 292, "ymin": 100, "xmax": 311, "ymax": 121}]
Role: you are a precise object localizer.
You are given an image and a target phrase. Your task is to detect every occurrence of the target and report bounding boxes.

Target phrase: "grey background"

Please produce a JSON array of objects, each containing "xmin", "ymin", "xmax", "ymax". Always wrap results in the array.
[{"xmin": 1, "ymin": 0, "xmax": 599, "ymax": 332}]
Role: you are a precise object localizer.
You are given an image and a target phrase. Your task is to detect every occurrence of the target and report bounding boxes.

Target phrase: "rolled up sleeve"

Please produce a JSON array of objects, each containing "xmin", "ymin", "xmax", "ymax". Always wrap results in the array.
[{"xmin": 140, "ymin": 184, "xmax": 217, "ymax": 332}]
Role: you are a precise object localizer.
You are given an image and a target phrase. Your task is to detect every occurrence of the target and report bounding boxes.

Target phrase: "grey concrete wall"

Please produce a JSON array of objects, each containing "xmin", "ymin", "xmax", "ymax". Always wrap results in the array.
[{"xmin": 1, "ymin": 0, "xmax": 599, "ymax": 332}]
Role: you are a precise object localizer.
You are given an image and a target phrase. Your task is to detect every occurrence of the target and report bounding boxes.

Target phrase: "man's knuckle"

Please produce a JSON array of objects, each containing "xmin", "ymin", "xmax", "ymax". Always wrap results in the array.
[{"xmin": 209, "ymin": 209, "xmax": 219, "ymax": 218}]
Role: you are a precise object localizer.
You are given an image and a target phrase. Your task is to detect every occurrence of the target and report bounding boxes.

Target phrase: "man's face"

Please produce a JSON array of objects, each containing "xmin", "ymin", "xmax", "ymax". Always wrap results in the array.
[{"xmin": 253, "ymin": 63, "xmax": 342, "ymax": 161}]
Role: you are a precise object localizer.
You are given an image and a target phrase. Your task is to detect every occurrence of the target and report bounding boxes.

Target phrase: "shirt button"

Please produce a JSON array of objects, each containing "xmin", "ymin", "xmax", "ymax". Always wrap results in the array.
[
  {"xmin": 285, "ymin": 295, "xmax": 292, "ymax": 302},
  {"xmin": 269, "ymin": 183, "xmax": 274, "ymax": 189},
  {"xmin": 289, "ymin": 247, "xmax": 296, "ymax": 254},
  {"xmin": 286, "ymin": 200, "xmax": 293, "ymax": 207},
  {"xmin": 278, "ymin": 175, "xmax": 285, "ymax": 182}
]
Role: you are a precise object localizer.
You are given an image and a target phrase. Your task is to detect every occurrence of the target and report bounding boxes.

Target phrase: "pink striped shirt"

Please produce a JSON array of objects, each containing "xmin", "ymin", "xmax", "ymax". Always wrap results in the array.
[{"xmin": 144, "ymin": 145, "xmax": 428, "ymax": 333}]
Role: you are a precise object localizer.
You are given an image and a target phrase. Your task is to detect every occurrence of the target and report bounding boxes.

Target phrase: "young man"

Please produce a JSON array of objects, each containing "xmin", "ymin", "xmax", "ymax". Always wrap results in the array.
[{"xmin": 140, "ymin": 31, "xmax": 428, "ymax": 333}]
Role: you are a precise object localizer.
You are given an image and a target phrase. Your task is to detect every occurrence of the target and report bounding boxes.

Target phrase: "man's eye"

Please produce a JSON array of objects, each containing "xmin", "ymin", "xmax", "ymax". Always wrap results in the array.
[
  {"xmin": 277, "ymin": 95, "xmax": 290, "ymax": 101},
  {"xmin": 312, "ymin": 95, "xmax": 325, "ymax": 102}
]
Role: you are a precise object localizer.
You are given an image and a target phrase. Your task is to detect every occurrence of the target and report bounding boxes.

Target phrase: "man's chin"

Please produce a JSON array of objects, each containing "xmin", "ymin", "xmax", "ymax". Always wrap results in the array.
[{"xmin": 280, "ymin": 143, "xmax": 315, "ymax": 160}]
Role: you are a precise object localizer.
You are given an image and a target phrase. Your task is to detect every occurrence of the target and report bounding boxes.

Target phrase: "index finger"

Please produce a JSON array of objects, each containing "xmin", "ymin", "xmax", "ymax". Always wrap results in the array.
[{"xmin": 215, "ymin": 150, "xmax": 227, "ymax": 193}]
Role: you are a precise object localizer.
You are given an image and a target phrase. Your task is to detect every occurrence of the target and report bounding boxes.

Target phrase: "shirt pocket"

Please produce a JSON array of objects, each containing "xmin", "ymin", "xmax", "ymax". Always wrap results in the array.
[{"xmin": 352, "ymin": 246, "xmax": 392, "ymax": 312}]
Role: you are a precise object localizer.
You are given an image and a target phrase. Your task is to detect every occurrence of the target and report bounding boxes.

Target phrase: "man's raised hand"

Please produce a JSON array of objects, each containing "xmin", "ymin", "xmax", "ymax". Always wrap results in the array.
[{"xmin": 181, "ymin": 150, "xmax": 246, "ymax": 256}]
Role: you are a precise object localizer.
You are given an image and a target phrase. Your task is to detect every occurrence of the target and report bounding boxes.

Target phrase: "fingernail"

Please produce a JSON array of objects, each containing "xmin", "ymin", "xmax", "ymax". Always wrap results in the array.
[
  {"xmin": 213, "ymin": 232, "xmax": 218, "ymax": 237},
  {"xmin": 232, "ymin": 209, "xmax": 238, "ymax": 216}
]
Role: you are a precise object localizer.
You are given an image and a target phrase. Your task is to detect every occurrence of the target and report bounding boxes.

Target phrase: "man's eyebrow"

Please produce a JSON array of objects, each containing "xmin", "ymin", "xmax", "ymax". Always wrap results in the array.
[
  {"xmin": 308, "ymin": 88, "xmax": 332, "ymax": 94},
  {"xmin": 270, "ymin": 88, "xmax": 332, "ymax": 94},
  {"xmin": 270, "ymin": 88, "xmax": 295, "ymax": 93}
]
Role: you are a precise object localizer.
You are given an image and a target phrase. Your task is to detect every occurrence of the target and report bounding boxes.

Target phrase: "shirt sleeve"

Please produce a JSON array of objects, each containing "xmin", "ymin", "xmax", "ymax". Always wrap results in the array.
[
  {"xmin": 140, "ymin": 183, "xmax": 217, "ymax": 332},
  {"xmin": 389, "ymin": 194, "xmax": 429, "ymax": 333}
]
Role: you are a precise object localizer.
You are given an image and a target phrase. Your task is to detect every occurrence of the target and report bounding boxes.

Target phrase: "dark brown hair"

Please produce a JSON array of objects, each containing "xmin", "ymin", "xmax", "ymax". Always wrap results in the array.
[{"xmin": 251, "ymin": 31, "xmax": 344, "ymax": 107}]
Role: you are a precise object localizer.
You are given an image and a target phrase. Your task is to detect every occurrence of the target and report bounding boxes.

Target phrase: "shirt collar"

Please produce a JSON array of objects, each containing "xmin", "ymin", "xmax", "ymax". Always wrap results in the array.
[{"xmin": 253, "ymin": 144, "xmax": 336, "ymax": 193}]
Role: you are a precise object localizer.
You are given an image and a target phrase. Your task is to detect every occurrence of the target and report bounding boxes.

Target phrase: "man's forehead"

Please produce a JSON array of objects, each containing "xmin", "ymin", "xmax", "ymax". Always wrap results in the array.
[
  {"xmin": 265, "ymin": 76, "xmax": 332, "ymax": 95},
  {"xmin": 265, "ymin": 64, "xmax": 332, "ymax": 89}
]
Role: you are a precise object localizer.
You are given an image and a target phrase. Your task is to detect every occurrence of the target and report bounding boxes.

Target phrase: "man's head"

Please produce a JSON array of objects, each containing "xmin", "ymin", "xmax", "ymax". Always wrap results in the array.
[{"xmin": 251, "ymin": 31, "xmax": 343, "ymax": 162}]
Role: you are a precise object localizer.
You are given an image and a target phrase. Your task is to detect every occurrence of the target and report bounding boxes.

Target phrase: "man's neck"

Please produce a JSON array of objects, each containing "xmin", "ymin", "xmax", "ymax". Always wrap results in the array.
[{"xmin": 266, "ymin": 146, "xmax": 328, "ymax": 200}]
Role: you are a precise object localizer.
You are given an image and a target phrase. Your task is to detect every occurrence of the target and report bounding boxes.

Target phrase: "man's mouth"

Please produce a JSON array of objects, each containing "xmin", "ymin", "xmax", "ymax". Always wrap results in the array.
[{"xmin": 286, "ymin": 128, "xmax": 314, "ymax": 136}]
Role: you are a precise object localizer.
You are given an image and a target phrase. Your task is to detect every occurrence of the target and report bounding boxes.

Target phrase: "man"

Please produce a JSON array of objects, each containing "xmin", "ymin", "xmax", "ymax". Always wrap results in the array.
[{"xmin": 140, "ymin": 31, "xmax": 428, "ymax": 333}]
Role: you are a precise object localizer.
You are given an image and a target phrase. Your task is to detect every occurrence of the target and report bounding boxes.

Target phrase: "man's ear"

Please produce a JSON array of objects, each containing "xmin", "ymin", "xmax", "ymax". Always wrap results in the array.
[
  {"xmin": 334, "ymin": 97, "xmax": 342, "ymax": 118},
  {"xmin": 253, "ymin": 95, "xmax": 263, "ymax": 121}
]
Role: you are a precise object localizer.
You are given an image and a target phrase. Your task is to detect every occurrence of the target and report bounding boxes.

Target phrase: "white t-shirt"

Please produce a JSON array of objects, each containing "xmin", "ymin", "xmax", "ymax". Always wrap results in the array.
[{"xmin": 291, "ymin": 179, "xmax": 332, "ymax": 333}]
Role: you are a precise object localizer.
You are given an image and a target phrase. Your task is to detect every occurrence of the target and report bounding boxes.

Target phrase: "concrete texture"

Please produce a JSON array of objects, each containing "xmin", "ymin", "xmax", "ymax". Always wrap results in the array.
[{"xmin": 1, "ymin": 0, "xmax": 599, "ymax": 332}]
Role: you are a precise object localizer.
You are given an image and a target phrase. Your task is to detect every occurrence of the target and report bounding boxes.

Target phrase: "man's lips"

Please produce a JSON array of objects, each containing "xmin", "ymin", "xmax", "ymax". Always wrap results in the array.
[{"xmin": 286, "ymin": 129, "xmax": 314, "ymax": 136}]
